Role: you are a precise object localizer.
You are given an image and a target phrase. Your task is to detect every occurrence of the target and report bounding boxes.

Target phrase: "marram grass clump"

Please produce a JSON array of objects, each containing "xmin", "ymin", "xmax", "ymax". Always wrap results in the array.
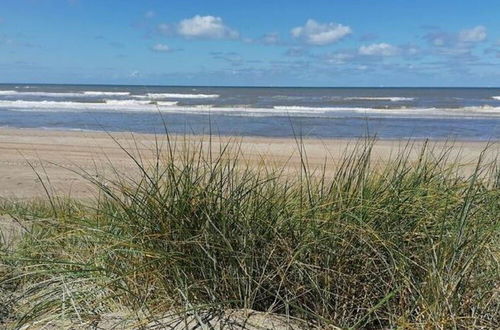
[{"xmin": 1, "ymin": 138, "xmax": 499, "ymax": 328}]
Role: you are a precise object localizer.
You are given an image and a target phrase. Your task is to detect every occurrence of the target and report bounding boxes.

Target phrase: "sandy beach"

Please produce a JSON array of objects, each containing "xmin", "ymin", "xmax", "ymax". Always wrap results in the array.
[
  {"xmin": 0, "ymin": 127, "xmax": 495, "ymax": 199},
  {"xmin": 3, "ymin": 3, "xmax": 500, "ymax": 327}
]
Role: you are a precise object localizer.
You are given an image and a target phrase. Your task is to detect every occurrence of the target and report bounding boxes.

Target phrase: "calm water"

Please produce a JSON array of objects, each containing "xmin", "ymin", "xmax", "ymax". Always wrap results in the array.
[{"xmin": 0, "ymin": 84, "xmax": 499, "ymax": 140}]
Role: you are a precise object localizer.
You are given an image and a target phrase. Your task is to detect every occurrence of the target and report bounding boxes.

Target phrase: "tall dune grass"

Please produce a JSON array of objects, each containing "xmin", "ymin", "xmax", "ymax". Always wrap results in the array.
[{"xmin": 1, "ymin": 136, "xmax": 499, "ymax": 328}]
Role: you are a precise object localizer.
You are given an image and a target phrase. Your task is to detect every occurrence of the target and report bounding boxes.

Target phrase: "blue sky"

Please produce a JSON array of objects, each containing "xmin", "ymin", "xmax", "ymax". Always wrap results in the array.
[{"xmin": 1, "ymin": 0, "xmax": 499, "ymax": 86}]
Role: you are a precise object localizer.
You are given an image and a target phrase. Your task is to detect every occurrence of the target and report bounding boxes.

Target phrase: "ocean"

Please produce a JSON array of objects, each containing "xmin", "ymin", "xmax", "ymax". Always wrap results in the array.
[{"xmin": 0, "ymin": 84, "xmax": 499, "ymax": 140}]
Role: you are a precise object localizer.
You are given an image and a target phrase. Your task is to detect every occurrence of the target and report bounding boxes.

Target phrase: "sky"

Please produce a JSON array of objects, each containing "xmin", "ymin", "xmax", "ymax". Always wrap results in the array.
[{"xmin": 1, "ymin": 0, "xmax": 500, "ymax": 87}]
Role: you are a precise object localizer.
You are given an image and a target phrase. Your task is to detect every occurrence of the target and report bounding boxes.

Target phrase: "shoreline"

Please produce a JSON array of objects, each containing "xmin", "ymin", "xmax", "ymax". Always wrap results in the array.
[
  {"xmin": 2, "ymin": 124, "xmax": 499, "ymax": 143},
  {"xmin": 0, "ymin": 127, "xmax": 497, "ymax": 199}
]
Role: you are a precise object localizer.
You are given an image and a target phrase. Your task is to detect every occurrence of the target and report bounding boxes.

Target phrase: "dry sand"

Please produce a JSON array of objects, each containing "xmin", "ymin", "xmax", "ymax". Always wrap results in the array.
[
  {"xmin": 0, "ymin": 128, "xmax": 497, "ymax": 329},
  {"xmin": 0, "ymin": 127, "xmax": 496, "ymax": 199}
]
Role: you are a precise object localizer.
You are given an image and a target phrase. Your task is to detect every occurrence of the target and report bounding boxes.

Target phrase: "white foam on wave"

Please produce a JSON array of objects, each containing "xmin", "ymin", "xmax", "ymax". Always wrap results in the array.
[
  {"xmin": 272, "ymin": 105, "xmax": 427, "ymax": 114},
  {"xmin": 104, "ymin": 99, "xmax": 152, "ymax": 106},
  {"xmin": 275, "ymin": 105, "xmax": 500, "ymax": 115},
  {"xmin": 461, "ymin": 105, "xmax": 500, "ymax": 113},
  {"xmin": 0, "ymin": 100, "xmax": 165, "ymax": 111},
  {"xmin": 142, "ymin": 93, "xmax": 220, "ymax": 99},
  {"xmin": 104, "ymin": 99, "xmax": 181, "ymax": 107},
  {"xmin": 273, "ymin": 106, "xmax": 353, "ymax": 112},
  {"xmin": 156, "ymin": 101, "xmax": 180, "ymax": 106},
  {"xmin": 0, "ymin": 99, "xmax": 181, "ymax": 112},
  {"xmin": 83, "ymin": 91, "xmax": 131, "ymax": 96},
  {"xmin": 152, "ymin": 101, "xmax": 179, "ymax": 107},
  {"xmin": 0, "ymin": 90, "xmax": 131, "ymax": 97},
  {"xmin": 0, "ymin": 100, "xmax": 499, "ymax": 117},
  {"xmin": 0, "ymin": 90, "xmax": 92, "ymax": 97},
  {"xmin": 344, "ymin": 97, "xmax": 415, "ymax": 101},
  {"xmin": 492, "ymin": 96, "xmax": 500, "ymax": 100},
  {"xmin": 192, "ymin": 104, "xmax": 214, "ymax": 109}
]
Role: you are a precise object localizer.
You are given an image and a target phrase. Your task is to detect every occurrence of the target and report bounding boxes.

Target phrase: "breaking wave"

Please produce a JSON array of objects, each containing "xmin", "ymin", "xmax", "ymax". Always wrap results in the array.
[
  {"xmin": 82, "ymin": 91, "xmax": 131, "ymax": 96},
  {"xmin": 0, "ymin": 100, "xmax": 499, "ymax": 117},
  {"xmin": 0, "ymin": 100, "xmax": 172, "ymax": 111},
  {"xmin": 344, "ymin": 97, "xmax": 415, "ymax": 101},
  {"xmin": 139, "ymin": 93, "xmax": 220, "ymax": 99},
  {"xmin": 0, "ymin": 90, "xmax": 131, "ymax": 97},
  {"xmin": 102, "ymin": 99, "xmax": 176, "ymax": 106}
]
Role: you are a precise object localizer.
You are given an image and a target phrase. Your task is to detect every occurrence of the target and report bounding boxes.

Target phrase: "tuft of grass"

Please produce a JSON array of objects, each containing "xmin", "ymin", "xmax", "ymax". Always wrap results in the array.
[{"xmin": 1, "ymin": 136, "xmax": 499, "ymax": 328}]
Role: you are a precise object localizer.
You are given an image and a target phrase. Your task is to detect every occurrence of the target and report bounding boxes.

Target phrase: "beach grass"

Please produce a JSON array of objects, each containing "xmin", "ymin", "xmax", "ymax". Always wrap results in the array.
[{"xmin": 0, "ymin": 136, "xmax": 499, "ymax": 328}]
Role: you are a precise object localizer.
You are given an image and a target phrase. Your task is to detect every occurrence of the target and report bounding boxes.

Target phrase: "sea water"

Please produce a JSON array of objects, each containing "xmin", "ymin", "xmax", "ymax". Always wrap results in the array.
[{"xmin": 0, "ymin": 84, "xmax": 499, "ymax": 140}]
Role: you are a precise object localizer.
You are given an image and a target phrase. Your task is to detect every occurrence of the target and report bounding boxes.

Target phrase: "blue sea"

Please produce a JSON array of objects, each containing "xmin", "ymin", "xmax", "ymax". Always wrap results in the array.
[{"xmin": 0, "ymin": 84, "xmax": 499, "ymax": 140}]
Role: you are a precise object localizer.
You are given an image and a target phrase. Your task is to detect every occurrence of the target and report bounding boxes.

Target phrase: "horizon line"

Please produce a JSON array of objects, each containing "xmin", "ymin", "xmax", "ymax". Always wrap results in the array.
[{"xmin": 0, "ymin": 82, "xmax": 499, "ymax": 89}]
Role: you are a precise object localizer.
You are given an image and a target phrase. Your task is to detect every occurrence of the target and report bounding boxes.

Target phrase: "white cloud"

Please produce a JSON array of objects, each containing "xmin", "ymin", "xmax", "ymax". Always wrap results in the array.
[
  {"xmin": 157, "ymin": 23, "xmax": 171, "ymax": 35},
  {"xmin": 177, "ymin": 15, "xmax": 239, "ymax": 39},
  {"xmin": 286, "ymin": 47, "xmax": 307, "ymax": 57},
  {"xmin": 458, "ymin": 25, "xmax": 486, "ymax": 43},
  {"xmin": 432, "ymin": 37, "xmax": 445, "ymax": 46},
  {"xmin": 262, "ymin": 33, "xmax": 280, "ymax": 45},
  {"xmin": 151, "ymin": 43, "xmax": 171, "ymax": 52},
  {"xmin": 211, "ymin": 51, "xmax": 244, "ymax": 66},
  {"xmin": 359, "ymin": 43, "xmax": 400, "ymax": 56},
  {"xmin": 407, "ymin": 46, "xmax": 419, "ymax": 55},
  {"xmin": 322, "ymin": 51, "xmax": 355, "ymax": 64},
  {"xmin": 145, "ymin": 11, "xmax": 155, "ymax": 19},
  {"xmin": 291, "ymin": 19, "xmax": 351, "ymax": 45}
]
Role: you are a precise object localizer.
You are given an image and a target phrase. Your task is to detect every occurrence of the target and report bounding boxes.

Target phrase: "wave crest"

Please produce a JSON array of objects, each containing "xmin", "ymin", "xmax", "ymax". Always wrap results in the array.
[
  {"xmin": 0, "ymin": 100, "xmax": 499, "ymax": 117},
  {"xmin": 344, "ymin": 97, "xmax": 415, "ymax": 101},
  {"xmin": 143, "ymin": 93, "xmax": 220, "ymax": 99},
  {"xmin": 83, "ymin": 91, "xmax": 131, "ymax": 96}
]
